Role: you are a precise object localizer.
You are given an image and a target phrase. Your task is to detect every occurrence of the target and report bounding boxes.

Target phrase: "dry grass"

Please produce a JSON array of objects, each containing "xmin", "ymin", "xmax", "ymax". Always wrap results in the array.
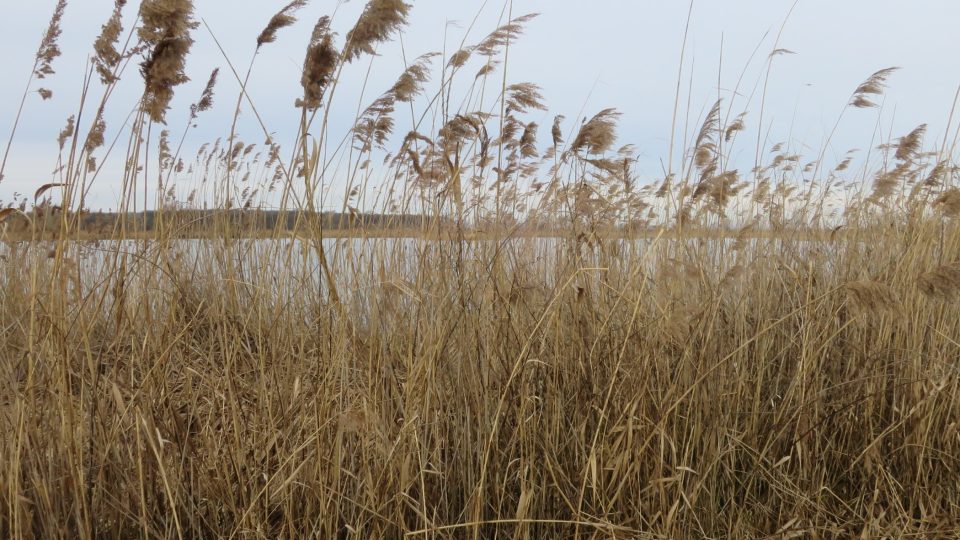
[{"xmin": 2, "ymin": 1, "xmax": 960, "ymax": 538}]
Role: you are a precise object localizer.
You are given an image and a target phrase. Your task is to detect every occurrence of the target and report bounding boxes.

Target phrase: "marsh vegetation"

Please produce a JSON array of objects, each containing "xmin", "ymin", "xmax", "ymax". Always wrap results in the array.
[{"xmin": 2, "ymin": 0, "xmax": 960, "ymax": 538}]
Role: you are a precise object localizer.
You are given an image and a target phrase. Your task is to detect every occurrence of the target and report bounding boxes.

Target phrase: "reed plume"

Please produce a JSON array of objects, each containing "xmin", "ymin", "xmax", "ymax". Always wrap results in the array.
[
  {"xmin": 343, "ymin": 0, "xmax": 411, "ymax": 63},
  {"xmin": 505, "ymin": 82, "xmax": 546, "ymax": 114},
  {"xmin": 699, "ymin": 170, "xmax": 740, "ymax": 211},
  {"xmin": 845, "ymin": 279, "xmax": 899, "ymax": 314},
  {"xmin": 257, "ymin": 0, "xmax": 308, "ymax": 49},
  {"xmin": 571, "ymin": 108, "xmax": 621, "ymax": 155},
  {"xmin": 520, "ymin": 122, "xmax": 539, "ymax": 159},
  {"xmin": 190, "ymin": 68, "xmax": 219, "ymax": 119},
  {"xmin": 552, "ymin": 115, "xmax": 565, "ymax": 147},
  {"xmin": 390, "ymin": 52, "xmax": 438, "ymax": 102},
  {"xmin": 693, "ymin": 100, "xmax": 722, "ymax": 180},
  {"xmin": 850, "ymin": 66, "xmax": 899, "ymax": 109},
  {"xmin": 35, "ymin": 0, "xmax": 67, "ymax": 80},
  {"xmin": 4, "ymin": 4, "xmax": 960, "ymax": 539},
  {"xmin": 476, "ymin": 13, "xmax": 539, "ymax": 56},
  {"xmin": 895, "ymin": 124, "xmax": 926, "ymax": 162},
  {"xmin": 353, "ymin": 53, "xmax": 439, "ymax": 152},
  {"xmin": 138, "ymin": 0, "xmax": 198, "ymax": 123},
  {"xmin": 93, "ymin": 0, "xmax": 127, "ymax": 84},
  {"xmin": 354, "ymin": 95, "xmax": 396, "ymax": 152},
  {"xmin": 725, "ymin": 112, "xmax": 746, "ymax": 142},
  {"xmin": 83, "ymin": 113, "xmax": 106, "ymax": 154},
  {"xmin": 923, "ymin": 160, "xmax": 947, "ymax": 187},
  {"xmin": 835, "ymin": 155, "xmax": 853, "ymax": 172},
  {"xmin": 918, "ymin": 262, "xmax": 960, "ymax": 301},
  {"xmin": 447, "ymin": 47, "xmax": 474, "ymax": 69},
  {"xmin": 934, "ymin": 188, "xmax": 960, "ymax": 217},
  {"xmin": 57, "ymin": 115, "xmax": 75, "ymax": 150},
  {"xmin": 300, "ymin": 17, "xmax": 339, "ymax": 110}
]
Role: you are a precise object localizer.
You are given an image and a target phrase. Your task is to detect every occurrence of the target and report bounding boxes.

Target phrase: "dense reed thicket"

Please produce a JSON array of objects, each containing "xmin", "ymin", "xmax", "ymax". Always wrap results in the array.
[{"xmin": 2, "ymin": 1, "xmax": 960, "ymax": 538}]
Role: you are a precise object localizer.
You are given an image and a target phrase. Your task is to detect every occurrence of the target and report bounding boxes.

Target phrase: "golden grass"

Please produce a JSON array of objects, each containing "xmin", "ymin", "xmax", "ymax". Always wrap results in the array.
[{"xmin": 2, "ymin": 1, "xmax": 960, "ymax": 538}]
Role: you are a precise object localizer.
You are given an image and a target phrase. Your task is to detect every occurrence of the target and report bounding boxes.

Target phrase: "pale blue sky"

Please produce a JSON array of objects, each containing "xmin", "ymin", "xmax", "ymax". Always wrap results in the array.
[{"xmin": 2, "ymin": 0, "xmax": 958, "ymax": 210}]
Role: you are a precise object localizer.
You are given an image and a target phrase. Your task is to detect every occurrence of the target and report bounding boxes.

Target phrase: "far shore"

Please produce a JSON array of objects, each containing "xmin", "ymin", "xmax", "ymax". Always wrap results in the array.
[{"xmin": 1, "ymin": 225, "xmax": 848, "ymax": 243}]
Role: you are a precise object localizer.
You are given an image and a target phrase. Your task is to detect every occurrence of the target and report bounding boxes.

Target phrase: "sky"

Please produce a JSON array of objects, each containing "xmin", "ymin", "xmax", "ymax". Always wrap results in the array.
[{"xmin": 1, "ymin": 0, "xmax": 959, "ymax": 211}]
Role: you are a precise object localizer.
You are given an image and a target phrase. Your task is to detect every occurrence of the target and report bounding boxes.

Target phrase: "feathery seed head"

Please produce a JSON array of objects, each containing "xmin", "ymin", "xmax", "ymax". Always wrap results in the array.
[
  {"xmin": 138, "ymin": 0, "xmax": 198, "ymax": 123},
  {"xmin": 934, "ymin": 188, "xmax": 960, "ymax": 217},
  {"xmin": 447, "ymin": 47, "xmax": 473, "ymax": 69},
  {"xmin": 390, "ymin": 52, "xmax": 438, "ymax": 102},
  {"xmin": 57, "ymin": 115, "xmax": 75, "ymax": 150},
  {"xmin": 571, "ymin": 109, "xmax": 621, "ymax": 155},
  {"xmin": 845, "ymin": 280, "xmax": 899, "ymax": 314},
  {"xmin": 190, "ymin": 68, "xmax": 219, "ymax": 119},
  {"xmin": 343, "ymin": 0, "xmax": 411, "ymax": 63},
  {"xmin": 895, "ymin": 124, "xmax": 926, "ymax": 162},
  {"xmin": 505, "ymin": 83, "xmax": 546, "ymax": 114},
  {"xmin": 93, "ymin": 0, "xmax": 128, "ymax": 84},
  {"xmin": 552, "ymin": 115, "xmax": 565, "ymax": 147},
  {"xmin": 300, "ymin": 16, "xmax": 339, "ymax": 110},
  {"xmin": 84, "ymin": 113, "xmax": 107, "ymax": 154},
  {"xmin": 850, "ymin": 67, "xmax": 899, "ymax": 109},
  {"xmin": 258, "ymin": 0, "xmax": 308, "ymax": 48},
  {"xmin": 35, "ymin": 0, "xmax": 68, "ymax": 80},
  {"xmin": 918, "ymin": 263, "xmax": 960, "ymax": 302},
  {"xmin": 520, "ymin": 122, "xmax": 539, "ymax": 159},
  {"xmin": 476, "ymin": 13, "xmax": 538, "ymax": 57}
]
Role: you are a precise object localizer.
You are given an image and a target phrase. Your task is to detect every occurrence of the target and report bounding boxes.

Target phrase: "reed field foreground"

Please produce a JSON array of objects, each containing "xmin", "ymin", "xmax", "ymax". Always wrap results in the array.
[{"xmin": 2, "ymin": 1, "xmax": 960, "ymax": 538}]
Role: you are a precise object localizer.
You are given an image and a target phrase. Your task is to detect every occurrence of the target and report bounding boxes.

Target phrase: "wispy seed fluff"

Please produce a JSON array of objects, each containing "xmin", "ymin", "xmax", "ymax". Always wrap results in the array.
[
  {"xmin": 257, "ymin": 0, "xmax": 308, "ymax": 49},
  {"xmin": 934, "ymin": 188, "xmax": 960, "ymax": 218},
  {"xmin": 476, "ymin": 13, "xmax": 539, "ymax": 57},
  {"xmin": 84, "ymin": 112, "xmax": 107, "ymax": 154},
  {"xmin": 918, "ymin": 262, "xmax": 960, "ymax": 302},
  {"xmin": 552, "ymin": 115, "xmax": 565, "ymax": 147},
  {"xmin": 93, "ymin": 0, "xmax": 128, "ymax": 84},
  {"xmin": 57, "ymin": 115, "xmax": 76, "ymax": 150},
  {"xmin": 190, "ymin": 68, "xmax": 219, "ymax": 119},
  {"xmin": 343, "ymin": 0, "xmax": 411, "ymax": 63},
  {"xmin": 300, "ymin": 17, "xmax": 339, "ymax": 110},
  {"xmin": 390, "ymin": 52, "xmax": 438, "ymax": 103},
  {"xmin": 845, "ymin": 280, "xmax": 899, "ymax": 315},
  {"xmin": 894, "ymin": 124, "xmax": 926, "ymax": 162},
  {"xmin": 505, "ymin": 82, "xmax": 546, "ymax": 114},
  {"xmin": 138, "ymin": 0, "xmax": 198, "ymax": 123},
  {"xmin": 571, "ymin": 109, "xmax": 621, "ymax": 155},
  {"xmin": 850, "ymin": 67, "xmax": 899, "ymax": 109},
  {"xmin": 35, "ymin": 0, "xmax": 68, "ymax": 80}
]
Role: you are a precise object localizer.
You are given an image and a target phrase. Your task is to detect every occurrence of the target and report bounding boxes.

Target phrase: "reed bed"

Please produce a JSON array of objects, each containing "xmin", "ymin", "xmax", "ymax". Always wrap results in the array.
[{"xmin": 2, "ymin": 1, "xmax": 960, "ymax": 538}]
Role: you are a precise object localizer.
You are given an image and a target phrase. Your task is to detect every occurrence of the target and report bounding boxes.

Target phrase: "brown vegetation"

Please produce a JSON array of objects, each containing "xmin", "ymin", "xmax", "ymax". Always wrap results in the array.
[{"xmin": 1, "ymin": 1, "xmax": 960, "ymax": 538}]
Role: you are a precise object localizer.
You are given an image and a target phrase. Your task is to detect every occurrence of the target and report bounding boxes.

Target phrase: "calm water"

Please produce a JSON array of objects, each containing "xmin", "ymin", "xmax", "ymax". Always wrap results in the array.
[{"xmin": 0, "ymin": 235, "xmax": 833, "ymax": 303}]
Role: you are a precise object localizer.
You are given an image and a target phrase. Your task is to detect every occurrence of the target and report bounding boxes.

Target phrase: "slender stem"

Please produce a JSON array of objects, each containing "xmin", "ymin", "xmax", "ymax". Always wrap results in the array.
[{"xmin": 0, "ymin": 62, "xmax": 41, "ymax": 184}]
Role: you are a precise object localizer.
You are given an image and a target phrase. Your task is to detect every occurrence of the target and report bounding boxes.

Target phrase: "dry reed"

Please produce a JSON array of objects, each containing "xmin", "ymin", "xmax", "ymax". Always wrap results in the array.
[{"xmin": 1, "ymin": 2, "xmax": 960, "ymax": 539}]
